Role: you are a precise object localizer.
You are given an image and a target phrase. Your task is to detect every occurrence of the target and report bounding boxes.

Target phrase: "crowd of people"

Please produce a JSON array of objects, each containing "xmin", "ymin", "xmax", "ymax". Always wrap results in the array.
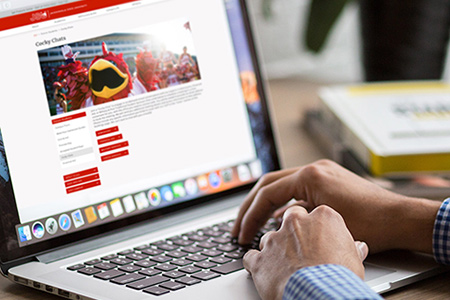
[
  {"xmin": 156, "ymin": 46, "xmax": 200, "ymax": 89},
  {"xmin": 41, "ymin": 43, "xmax": 201, "ymax": 116}
]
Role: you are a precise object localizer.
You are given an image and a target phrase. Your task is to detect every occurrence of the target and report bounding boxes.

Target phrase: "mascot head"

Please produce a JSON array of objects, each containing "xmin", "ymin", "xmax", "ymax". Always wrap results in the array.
[
  {"xmin": 89, "ymin": 42, "xmax": 132, "ymax": 102},
  {"xmin": 135, "ymin": 49, "xmax": 159, "ymax": 92}
]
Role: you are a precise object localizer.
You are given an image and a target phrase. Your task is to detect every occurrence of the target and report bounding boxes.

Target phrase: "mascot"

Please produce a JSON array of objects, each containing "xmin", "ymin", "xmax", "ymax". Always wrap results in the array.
[
  {"xmin": 86, "ymin": 42, "xmax": 133, "ymax": 106},
  {"xmin": 55, "ymin": 45, "xmax": 91, "ymax": 110},
  {"xmin": 133, "ymin": 42, "xmax": 160, "ymax": 94}
]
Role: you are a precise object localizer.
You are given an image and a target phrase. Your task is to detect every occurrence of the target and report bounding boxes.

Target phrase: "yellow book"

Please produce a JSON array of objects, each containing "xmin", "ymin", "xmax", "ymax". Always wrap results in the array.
[{"xmin": 318, "ymin": 81, "xmax": 450, "ymax": 177}]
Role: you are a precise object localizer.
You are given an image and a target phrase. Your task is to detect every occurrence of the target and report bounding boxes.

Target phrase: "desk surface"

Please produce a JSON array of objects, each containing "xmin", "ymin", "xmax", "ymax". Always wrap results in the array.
[{"xmin": 1, "ymin": 78, "xmax": 449, "ymax": 299}]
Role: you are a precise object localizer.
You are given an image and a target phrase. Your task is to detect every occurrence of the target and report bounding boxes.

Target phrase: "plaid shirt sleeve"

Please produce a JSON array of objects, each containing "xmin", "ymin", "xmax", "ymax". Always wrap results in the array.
[
  {"xmin": 283, "ymin": 264, "xmax": 382, "ymax": 300},
  {"xmin": 433, "ymin": 198, "xmax": 450, "ymax": 265},
  {"xmin": 282, "ymin": 198, "xmax": 450, "ymax": 300}
]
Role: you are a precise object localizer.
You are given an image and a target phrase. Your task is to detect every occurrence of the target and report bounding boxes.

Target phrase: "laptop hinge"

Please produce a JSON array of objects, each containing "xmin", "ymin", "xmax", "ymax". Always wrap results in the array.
[{"xmin": 36, "ymin": 192, "xmax": 245, "ymax": 264}]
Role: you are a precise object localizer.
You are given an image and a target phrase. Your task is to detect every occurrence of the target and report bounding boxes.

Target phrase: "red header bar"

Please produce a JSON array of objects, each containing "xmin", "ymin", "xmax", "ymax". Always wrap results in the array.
[
  {"xmin": 1, "ymin": 0, "xmax": 136, "ymax": 32},
  {"xmin": 52, "ymin": 112, "xmax": 86, "ymax": 124}
]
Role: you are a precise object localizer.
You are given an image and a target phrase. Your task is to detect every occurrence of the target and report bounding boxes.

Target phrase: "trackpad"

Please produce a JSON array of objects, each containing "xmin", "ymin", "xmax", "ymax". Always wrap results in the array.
[{"xmin": 364, "ymin": 262, "xmax": 396, "ymax": 282}]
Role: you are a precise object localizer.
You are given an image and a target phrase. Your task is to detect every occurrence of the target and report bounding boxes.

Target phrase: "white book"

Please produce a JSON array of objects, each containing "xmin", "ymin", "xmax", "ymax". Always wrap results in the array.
[{"xmin": 318, "ymin": 81, "xmax": 450, "ymax": 176}]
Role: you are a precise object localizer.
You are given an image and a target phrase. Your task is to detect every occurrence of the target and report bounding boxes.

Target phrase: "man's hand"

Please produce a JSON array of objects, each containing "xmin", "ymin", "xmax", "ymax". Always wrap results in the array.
[
  {"xmin": 243, "ymin": 205, "xmax": 369, "ymax": 300},
  {"xmin": 232, "ymin": 159, "xmax": 441, "ymax": 253}
]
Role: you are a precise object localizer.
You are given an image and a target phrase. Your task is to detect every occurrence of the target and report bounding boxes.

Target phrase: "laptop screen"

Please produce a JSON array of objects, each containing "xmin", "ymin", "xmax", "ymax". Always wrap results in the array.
[{"xmin": 0, "ymin": 0, "xmax": 279, "ymax": 263}]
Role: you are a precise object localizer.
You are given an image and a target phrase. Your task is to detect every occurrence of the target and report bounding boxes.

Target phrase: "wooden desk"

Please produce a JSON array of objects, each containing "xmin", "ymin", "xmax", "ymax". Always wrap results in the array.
[{"xmin": 1, "ymin": 77, "xmax": 449, "ymax": 299}]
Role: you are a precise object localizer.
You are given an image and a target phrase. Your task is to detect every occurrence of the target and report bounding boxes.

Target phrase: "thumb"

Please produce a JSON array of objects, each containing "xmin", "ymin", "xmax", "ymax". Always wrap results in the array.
[
  {"xmin": 355, "ymin": 241, "xmax": 369, "ymax": 261},
  {"xmin": 243, "ymin": 249, "xmax": 259, "ymax": 275}
]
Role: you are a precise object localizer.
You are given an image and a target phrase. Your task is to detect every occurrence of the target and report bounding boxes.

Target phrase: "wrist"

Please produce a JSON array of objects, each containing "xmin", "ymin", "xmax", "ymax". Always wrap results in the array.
[{"xmin": 390, "ymin": 197, "xmax": 441, "ymax": 253}]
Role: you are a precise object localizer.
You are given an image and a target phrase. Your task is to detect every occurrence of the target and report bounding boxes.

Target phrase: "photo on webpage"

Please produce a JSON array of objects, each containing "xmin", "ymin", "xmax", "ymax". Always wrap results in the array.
[{"xmin": 38, "ymin": 18, "xmax": 201, "ymax": 116}]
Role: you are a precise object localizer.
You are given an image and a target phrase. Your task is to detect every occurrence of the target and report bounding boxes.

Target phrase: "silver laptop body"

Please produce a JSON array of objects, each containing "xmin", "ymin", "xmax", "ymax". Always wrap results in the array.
[{"xmin": 0, "ymin": 1, "xmax": 445, "ymax": 299}]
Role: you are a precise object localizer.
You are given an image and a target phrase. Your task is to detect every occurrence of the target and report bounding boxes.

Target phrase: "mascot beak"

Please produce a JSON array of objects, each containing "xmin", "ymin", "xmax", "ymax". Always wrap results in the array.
[{"xmin": 89, "ymin": 59, "xmax": 129, "ymax": 99}]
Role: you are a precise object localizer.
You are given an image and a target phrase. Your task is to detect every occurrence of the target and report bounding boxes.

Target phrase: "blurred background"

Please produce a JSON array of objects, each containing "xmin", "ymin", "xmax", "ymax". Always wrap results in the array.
[{"xmin": 246, "ymin": 0, "xmax": 450, "ymax": 83}]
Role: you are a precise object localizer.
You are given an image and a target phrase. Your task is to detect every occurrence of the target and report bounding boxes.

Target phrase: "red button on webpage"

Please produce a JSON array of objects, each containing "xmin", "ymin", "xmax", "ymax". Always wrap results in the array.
[
  {"xmin": 66, "ymin": 180, "xmax": 101, "ymax": 194},
  {"xmin": 65, "ymin": 173, "xmax": 100, "ymax": 188},
  {"xmin": 99, "ymin": 141, "xmax": 129, "ymax": 153},
  {"xmin": 101, "ymin": 150, "xmax": 129, "ymax": 162}
]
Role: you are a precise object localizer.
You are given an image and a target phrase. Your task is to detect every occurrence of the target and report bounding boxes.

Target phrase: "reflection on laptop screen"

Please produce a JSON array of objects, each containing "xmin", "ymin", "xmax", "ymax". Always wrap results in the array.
[{"xmin": 0, "ymin": 0, "xmax": 278, "ymax": 259}]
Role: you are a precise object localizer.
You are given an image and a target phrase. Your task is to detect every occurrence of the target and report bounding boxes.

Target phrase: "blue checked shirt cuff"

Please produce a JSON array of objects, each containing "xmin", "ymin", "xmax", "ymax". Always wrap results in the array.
[
  {"xmin": 433, "ymin": 198, "xmax": 450, "ymax": 265},
  {"xmin": 283, "ymin": 264, "xmax": 382, "ymax": 300}
]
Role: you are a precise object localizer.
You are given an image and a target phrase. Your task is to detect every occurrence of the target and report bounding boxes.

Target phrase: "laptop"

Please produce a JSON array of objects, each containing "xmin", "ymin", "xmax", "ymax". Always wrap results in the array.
[{"xmin": 0, "ymin": 0, "xmax": 446, "ymax": 299}]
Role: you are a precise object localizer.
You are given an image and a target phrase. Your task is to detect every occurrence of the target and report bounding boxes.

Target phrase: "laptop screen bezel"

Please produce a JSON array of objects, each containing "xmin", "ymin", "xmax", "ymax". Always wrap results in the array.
[{"xmin": 0, "ymin": 0, "xmax": 281, "ymax": 266}]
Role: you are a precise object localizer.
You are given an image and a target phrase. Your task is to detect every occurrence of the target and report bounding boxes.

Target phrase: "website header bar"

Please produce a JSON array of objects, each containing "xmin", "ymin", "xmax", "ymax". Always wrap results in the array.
[{"xmin": 0, "ymin": 0, "xmax": 136, "ymax": 31}]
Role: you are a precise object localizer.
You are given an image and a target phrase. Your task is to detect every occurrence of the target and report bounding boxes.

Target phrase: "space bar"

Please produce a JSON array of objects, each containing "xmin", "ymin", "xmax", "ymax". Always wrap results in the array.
[{"xmin": 211, "ymin": 259, "xmax": 243, "ymax": 274}]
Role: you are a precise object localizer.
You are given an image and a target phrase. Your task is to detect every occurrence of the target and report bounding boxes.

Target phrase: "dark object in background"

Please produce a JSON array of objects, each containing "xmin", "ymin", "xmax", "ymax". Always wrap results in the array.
[
  {"xmin": 304, "ymin": 0, "xmax": 450, "ymax": 81},
  {"xmin": 304, "ymin": 0, "xmax": 350, "ymax": 54},
  {"xmin": 359, "ymin": 0, "xmax": 450, "ymax": 81}
]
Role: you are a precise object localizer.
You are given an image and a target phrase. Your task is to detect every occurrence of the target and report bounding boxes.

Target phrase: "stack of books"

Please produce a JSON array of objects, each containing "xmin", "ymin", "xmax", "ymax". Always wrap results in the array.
[{"xmin": 304, "ymin": 81, "xmax": 450, "ymax": 199}]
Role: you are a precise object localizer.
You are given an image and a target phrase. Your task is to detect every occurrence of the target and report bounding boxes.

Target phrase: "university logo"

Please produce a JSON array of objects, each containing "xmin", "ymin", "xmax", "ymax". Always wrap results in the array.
[{"xmin": 30, "ymin": 11, "xmax": 49, "ymax": 22}]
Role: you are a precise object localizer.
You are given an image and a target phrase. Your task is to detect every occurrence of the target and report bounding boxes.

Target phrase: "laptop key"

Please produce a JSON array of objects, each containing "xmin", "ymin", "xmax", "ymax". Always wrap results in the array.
[
  {"xmin": 167, "ymin": 235, "xmax": 182, "ymax": 241},
  {"xmin": 150, "ymin": 255, "xmax": 172, "ymax": 263},
  {"xmin": 172, "ymin": 239, "xmax": 194, "ymax": 246},
  {"xmin": 217, "ymin": 244, "xmax": 239, "ymax": 252},
  {"xmin": 143, "ymin": 286, "xmax": 170, "ymax": 296},
  {"xmin": 201, "ymin": 249, "xmax": 223, "ymax": 257},
  {"xmin": 198, "ymin": 226, "xmax": 212, "ymax": 232},
  {"xmin": 135, "ymin": 260, "xmax": 156, "ymax": 268},
  {"xmin": 191, "ymin": 270, "xmax": 220, "ymax": 281},
  {"xmin": 202, "ymin": 230, "xmax": 223, "ymax": 237},
  {"xmin": 138, "ymin": 268, "xmax": 162, "ymax": 277},
  {"xmin": 188, "ymin": 234, "xmax": 209, "ymax": 242},
  {"xmin": 160, "ymin": 281, "xmax": 186, "ymax": 291},
  {"xmin": 110, "ymin": 273, "xmax": 145, "ymax": 285},
  {"xmin": 118, "ymin": 265, "xmax": 141, "ymax": 273},
  {"xmin": 154, "ymin": 264, "xmax": 177, "ymax": 271},
  {"xmin": 101, "ymin": 254, "xmax": 118, "ymax": 261},
  {"xmin": 142, "ymin": 248, "xmax": 163, "ymax": 256},
  {"xmin": 224, "ymin": 251, "xmax": 245, "ymax": 259},
  {"xmin": 210, "ymin": 256, "xmax": 232, "ymax": 264},
  {"xmin": 84, "ymin": 258, "xmax": 102, "ymax": 265},
  {"xmin": 94, "ymin": 269, "xmax": 125, "ymax": 280},
  {"xmin": 211, "ymin": 259, "xmax": 243, "ymax": 275},
  {"xmin": 171, "ymin": 259, "xmax": 192, "ymax": 266},
  {"xmin": 158, "ymin": 243, "xmax": 179, "ymax": 251},
  {"xmin": 182, "ymin": 231, "xmax": 197, "ymax": 237},
  {"xmin": 67, "ymin": 263, "xmax": 85, "ymax": 271},
  {"xmin": 110, "ymin": 258, "xmax": 133, "ymax": 265},
  {"xmin": 211, "ymin": 237, "xmax": 232, "ymax": 244},
  {"xmin": 150, "ymin": 240, "xmax": 165, "ymax": 246},
  {"xmin": 126, "ymin": 253, "xmax": 148, "ymax": 261},
  {"xmin": 194, "ymin": 261, "xmax": 217, "ymax": 269},
  {"xmin": 175, "ymin": 276, "xmax": 201, "ymax": 286},
  {"xmin": 126, "ymin": 275, "xmax": 169, "ymax": 290},
  {"xmin": 186, "ymin": 254, "xmax": 207, "ymax": 262},
  {"xmin": 217, "ymin": 224, "xmax": 233, "ymax": 232},
  {"xmin": 163, "ymin": 271, "xmax": 185, "ymax": 279},
  {"xmin": 94, "ymin": 262, "xmax": 116, "ymax": 270},
  {"xmin": 179, "ymin": 266, "xmax": 201, "ymax": 274},
  {"xmin": 134, "ymin": 244, "xmax": 150, "ymax": 251},
  {"xmin": 197, "ymin": 241, "xmax": 217, "ymax": 249},
  {"xmin": 166, "ymin": 250, "xmax": 188, "ymax": 258},
  {"xmin": 78, "ymin": 267, "xmax": 102, "ymax": 275},
  {"xmin": 182, "ymin": 246, "xmax": 202, "ymax": 254},
  {"xmin": 118, "ymin": 249, "xmax": 134, "ymax": 255}
]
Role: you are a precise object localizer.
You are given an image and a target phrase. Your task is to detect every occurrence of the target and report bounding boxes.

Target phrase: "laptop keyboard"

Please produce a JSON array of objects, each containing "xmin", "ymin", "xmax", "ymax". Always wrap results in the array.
[{"xmin": 67, "ymin": 219, "xmax": 279, "ymax": 296}]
